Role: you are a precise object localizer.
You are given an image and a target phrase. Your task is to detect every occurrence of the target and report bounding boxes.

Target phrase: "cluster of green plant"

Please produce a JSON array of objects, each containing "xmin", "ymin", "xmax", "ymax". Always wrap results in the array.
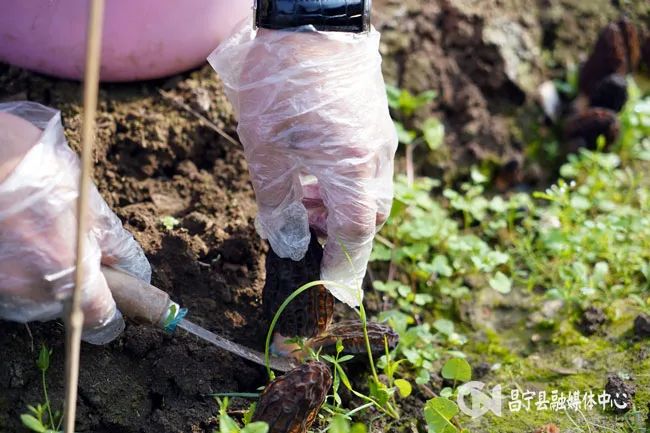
[
  {"xmin": 244, "ymin": 82, "xmax": 649, "ymax": 432},
  {"xmin": 366, "ymin": 83, "xmax": 650, "ymax": 430},
  {"xmin": 423, "ymin": 357, "xmax": 473, "ymax": 433},
  {"xmin": 20, "ymin": 345, "xmax": 62, "ymax": 433},
  {"xmin": 386, "ymin": 85, "xmax": 445, "ymax": 152},
  {"xmin": 160, "ymin": 215, "xmax": 180, "ymax": 230},
  {"xmin": 263, "ymin": 280, "xmax": 409, "ymax": 421},
  {"xmin": 215, "ymin": 397, "xmax": 268, "ymax": 433},
  {"xmin": 386, "ymin": 85, "xmax": 446, "ymax": 185}
]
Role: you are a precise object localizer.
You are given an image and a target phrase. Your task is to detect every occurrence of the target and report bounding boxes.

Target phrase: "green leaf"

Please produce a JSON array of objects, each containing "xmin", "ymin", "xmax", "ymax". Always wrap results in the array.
[
  {"xmin": 218, "ymin": 399, "xmax": 241, "ymax": 433},
  {"xmin": 368, "ymin": 379, "xmax": 391, "ymax": 407},
  {"xmin": 414, "ymin": 293, "xmax": 434, "ymax": 306},
  {"xmin": 431, "ymin": 255, "xmax": 453, "ymax": 277},
  {"xmin": 20, "ymin": 414, "xmax": 46, "ymax": 433},
  {"xmin": 489, "ymin": 271, "xmax": 512, "ymax": 294},
  {"xmin": 329, "ymin": 414, "xmax": 351, "ymax": 433},
  {"xmin": 219, "ymin": 413, "xmax": 241, "ymax": 433},
  {"xmin": 415, "ymin": 368, "xmax": 431, "ymax": 385},
  {"xmin": 422, "ymin": 118, "xmax": 445, "ymax": 150},
  {"xmin": 27, "ymin": 405, "xmax": 40, "ymax": 417},
  {"xmin": 415, "ymin": 90, "xmax": 438, "ymax": 105},
  {"xmin": 440, "ymin": 387, "xmax": 453, "ymax": 398},
  {"xmin": 333, "ymin": 388, "xmax": 342, "ymax": 406},
  {"xmin": 433, "ymin": 319, "xmax": 455, "ymax": 336},
  {"xmin": 160, "ymin": 215, "xmax": 180, "ymax": 230},
  {"xmin": 394, "ymin": 379, "xmax": 412, "ymax": 398},
  {"xmin": 370, "ymin": 243, "xmax": 392, "ymax": 261},
  {"xmin": 336, "ymin": 338, "xmax": 344, "ymax": 355},
  {"xmin": 241, "ymin": 422, "xmax": 268, "ymax": 433},
  {"xmin": 470, "ymin": 167, "xmax": 488, "ymax": 184},
  {"xmin": 242, "ymin": 403, "xmax": 257, "ymax": 425},
  {"xmin": 424, "ymin": 397, "xmax": 459, "ymax": 433},
  {"xmin": 386, "ymin": 84, "xmax": 402, "ymax": 109},
  {"xmin": 441, "ymin": 358, "xmax": 472, "ymax": 382},
  {"xmin": 350, "ymin": 423, "xmax": 368, "ymax": 433},
  {"xmin": 338, "ymin": 354, "xmax": 355, "ymax": 363},
  {"xmin": 321, "ymin": 354, "xmax": 336, "ymax": 363},
  {"xmin": 336, "ymin": 364, "xmax": 352, "ymax": 391},
  {"xmin": 37, "ymin": 345, "xmax": 50, "ymax": 372},
  {"xmin": 394, "ymin": 121, "xmax": 416, "ymax": 145}
]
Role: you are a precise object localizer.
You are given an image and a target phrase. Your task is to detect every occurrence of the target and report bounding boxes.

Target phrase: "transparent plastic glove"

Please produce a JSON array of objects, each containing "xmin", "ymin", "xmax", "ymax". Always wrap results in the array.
[
  {"xmin": 209, "ymin": 24, "xmax": 397, "ymax": 306},
  {"xmin": 0, "ymin": 101, "xmax": 151, "ymax": 344}
]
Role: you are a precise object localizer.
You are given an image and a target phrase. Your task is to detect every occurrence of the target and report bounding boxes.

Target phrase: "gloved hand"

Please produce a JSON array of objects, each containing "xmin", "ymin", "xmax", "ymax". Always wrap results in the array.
[
  {"xmin": 209, "ymin": 24, "xmax": 397, "ymax": 306},
  {"xmin": 0, "ymin": 101, "xmax": 151, "ymax": 344}
]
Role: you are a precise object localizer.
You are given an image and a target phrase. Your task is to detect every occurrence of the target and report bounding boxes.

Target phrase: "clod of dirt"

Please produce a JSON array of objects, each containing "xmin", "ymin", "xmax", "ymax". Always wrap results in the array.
[
  {"xmin": 123, "ymin": 324, "xmax": 164, "ymax": 358},
  {"xmin": 263, "ymin": 232, "xmax": 333, "ymax": 338},
  {"xmin": 472, "ymin": 361, "xmax": 492, "ymax": 379},
  {"xmin": 494, "ymin": 158, "xmax": 524, "ymax": 192},
  {"xmin": 374, "ymin": 0, "xmax": 540, "ymax": 176},
  {"xmin": 604, "ymin": 375, "xmax": 636, "ymax": 414},
  {"xmin": 533, "ymin": 424, "xmax": 560, "ymax": 433},
  {"xmin": 633, "ymin": 313, "xmax": 650, "ymax": 338},
  {"xmin": 252, "ymin": 361, "xmax": 332, "ymax": 433},
  {"xmin": 182, "ymin": 211, "xmax": 214, "ymax": 235},
  {"xmin": 578, "ymin": 306, "xmax": 608, "ymax": 336},
  {"xmin": 563, "ymin": 107, "xmax": 620, "ymax": 152},
  {"xmin": 589, "ymin": 74, "xmax": 628, "ymax": 112},
  {"xmin": 218, "ymin": 237, "xmax": 252, "ymax": 265},
  {"xmin": 307, "ymin": 320, "xmax": 399, "ymax": 356},
  {"xmin": 0, "ymin": 63, "xmax": 269, "ymax": 433}
]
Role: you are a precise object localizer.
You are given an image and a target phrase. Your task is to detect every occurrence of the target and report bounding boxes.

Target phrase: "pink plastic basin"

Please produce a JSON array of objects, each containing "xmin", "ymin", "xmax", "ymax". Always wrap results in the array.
[{"xmin": 0, "ymin": 0, "xmax": 252, "ymax": 82}]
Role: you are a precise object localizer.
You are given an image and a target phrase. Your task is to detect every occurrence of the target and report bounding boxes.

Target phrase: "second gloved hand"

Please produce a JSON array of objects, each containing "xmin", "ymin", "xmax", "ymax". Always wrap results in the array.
[
  {"xmin": 209, "ymin": 24, "xmax": 398, "ymax": 306},
  {"xmin": 0, "ymin": 101, "xmax": 151, "ymax": 344}
]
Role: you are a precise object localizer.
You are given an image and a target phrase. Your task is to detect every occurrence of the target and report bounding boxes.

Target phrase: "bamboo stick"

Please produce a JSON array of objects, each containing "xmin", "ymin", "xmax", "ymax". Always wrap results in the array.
[{"xmin": 63, "ymin": 1, "xmax": 105, "ymax": 432}]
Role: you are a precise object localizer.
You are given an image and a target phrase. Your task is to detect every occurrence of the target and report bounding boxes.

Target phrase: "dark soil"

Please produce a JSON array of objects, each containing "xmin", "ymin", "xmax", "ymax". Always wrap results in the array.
[
  {"xmin": 634, "ymin": 313, "xmax": 650, "ymax": 338},
  {"xmin": 0, "ymin": 64, "xmax": 268, "ymax": 433},
  {"xmin": 578, "ymin": 306, "xmax": 608, "ymax": 336},
  {"xmin": 604, "ymin": 374, "xmax": 636, "ymax": 414},
  {"xmin": 374, "ymin": 0, "xmax": 649, "ymax": 186}
]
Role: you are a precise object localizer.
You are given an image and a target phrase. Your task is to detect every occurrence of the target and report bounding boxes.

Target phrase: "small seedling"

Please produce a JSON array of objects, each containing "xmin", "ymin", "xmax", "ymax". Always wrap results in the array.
[
  {"xmin": 215, "ymin": 397, "xmax": 268, "ymax": 433},
  {"xmin": 423, "ymin": 358, "xmax": 472, "ymax": 433},
  {"xmin": 320, "ymin": 339, "xmax": 354, "ymax": 407},
  {"xmin": 160, "ymin": 215, "xmax": 180, "ymax": 230},
  {"xmin": 20, "ymin": 345, "xmax": 62, "ymax": 433},
  {"xmin": 386, "ymin": 84, "xmax": 445, "ymax": 185},
  {"xmin": 327, "ymin": 414, "xmax": 368, "ymax": 433}
]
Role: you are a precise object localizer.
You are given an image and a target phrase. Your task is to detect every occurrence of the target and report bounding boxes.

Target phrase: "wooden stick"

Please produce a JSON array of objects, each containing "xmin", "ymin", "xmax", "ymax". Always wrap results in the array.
[{"xmin": 63, "ymin": 1, "xmax": 104, "ymax": 432}]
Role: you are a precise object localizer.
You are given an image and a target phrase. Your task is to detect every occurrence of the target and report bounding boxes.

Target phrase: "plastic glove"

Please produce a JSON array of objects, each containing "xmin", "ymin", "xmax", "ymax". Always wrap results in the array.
[
  {"xmin": 0, "ymin": 101, "xmax": 151, "ymax": 344},
  {"xmin": 208, "ymin": 24, "xmax": 397, "ymax": 306}
]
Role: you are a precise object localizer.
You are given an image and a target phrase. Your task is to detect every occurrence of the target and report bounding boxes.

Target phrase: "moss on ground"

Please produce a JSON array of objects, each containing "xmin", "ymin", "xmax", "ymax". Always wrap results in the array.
[{"xmin": 463, "ymin": 302, "xmax": 650, "ymax": 432}]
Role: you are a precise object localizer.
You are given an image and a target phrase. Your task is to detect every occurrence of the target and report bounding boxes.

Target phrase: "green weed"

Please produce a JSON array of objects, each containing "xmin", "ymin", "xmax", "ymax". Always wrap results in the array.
[
  {"xmin": 215, "ymin": 397, "xmax": 268, "ymax": 433},
  {"xmin": 20, "ymin": 345, "xmax": 62, "ymax": 433}
]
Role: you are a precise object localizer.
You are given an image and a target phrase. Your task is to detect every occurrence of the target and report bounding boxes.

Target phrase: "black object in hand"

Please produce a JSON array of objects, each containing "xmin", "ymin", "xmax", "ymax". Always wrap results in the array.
[{"xmin": 255, "ymin": 0, "xmax": 370, "ymax": 33}]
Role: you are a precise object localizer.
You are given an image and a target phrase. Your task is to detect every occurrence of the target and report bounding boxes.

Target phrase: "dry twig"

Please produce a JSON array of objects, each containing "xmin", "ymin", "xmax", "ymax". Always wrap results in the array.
[{"xmin": 158, "ymin": 89, "xmax": 240, "ymax": 147}]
